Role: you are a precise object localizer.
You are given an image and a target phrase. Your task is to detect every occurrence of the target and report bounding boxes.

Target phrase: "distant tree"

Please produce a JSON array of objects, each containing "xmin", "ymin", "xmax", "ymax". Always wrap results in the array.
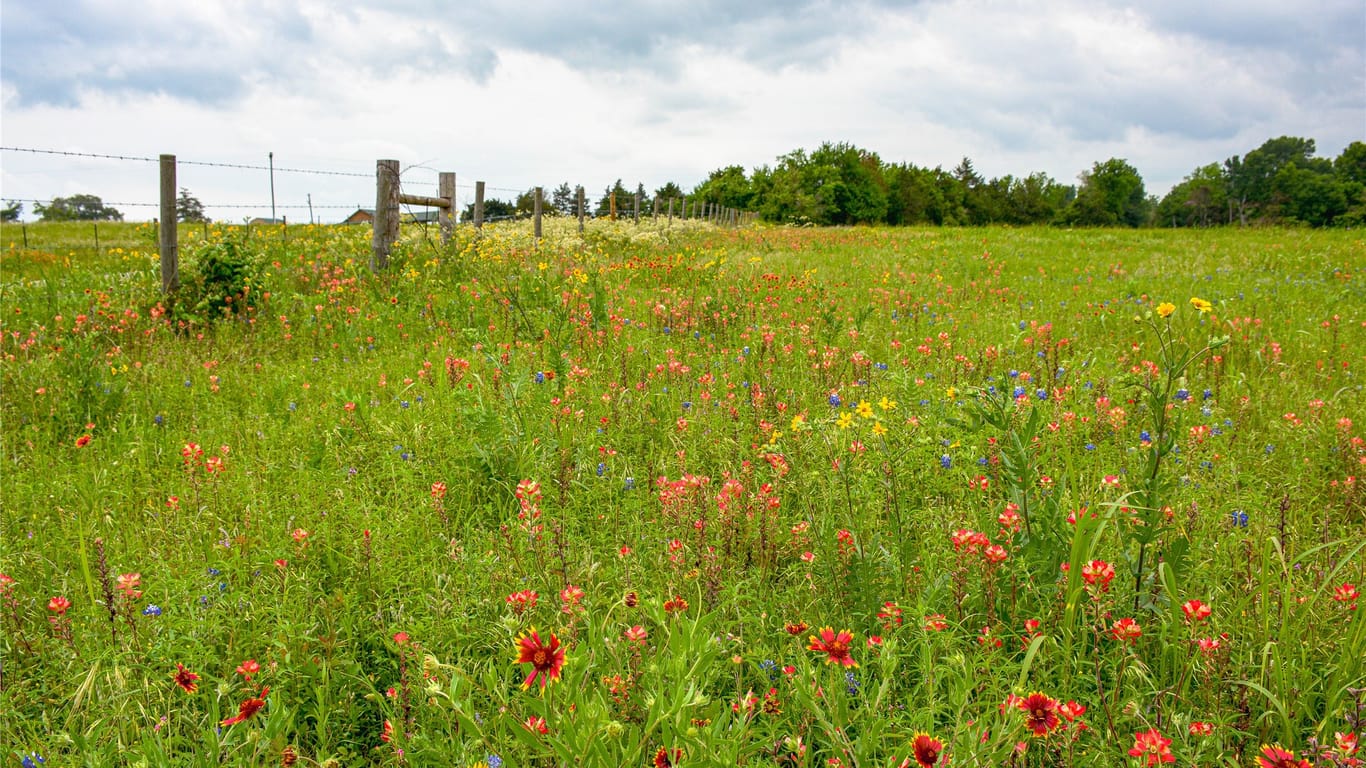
[
  {"xmin": 655, "ymin": 181, "xmax": 683, "ymax": 204},
  {"xmin": 1062, "ymin": 158, "xmax": 1148, "ymax": 227},
  {"xmin": 460, "ymin": 198, "xmax": 516, "ymax": 223},
  {"xmin": 551, "ymin": 183, "xmax": 576, "ymax": 216},
  {"xmin": 1005, "ymin": 172, "xmax": 1070, "ymax": 224},
  {"xmin": 693, "ymin": 166, "xmax": 754, "ymax": 211},
  {"xmin": 1271, "ymin": 164, "xmax": 1349, "ymax": 227},
  {"xmin": 1335, "ymin": 141, "xmax": 1366, "ymax": 186},
  {"xmin": 514, "ymin": 188, "xmax": 543, "ymax": 217},
  {"xmin": 35, "ymin": 194, "xmax": 123, "ymax": 221},
  {"xmin": 176, "ymin": 188, "xmax": 209, "ymax": 222},
  {"xmin": 1156, "ymin": 164, "xmax": 1227, "ymax": 227},
  {"xmin": 1225, "ymin": 136, "xmax": 1317, "ymax": 224},
  {"xmin": 1, "ymin": 201, "xmax": 21, "ymax": 222}
]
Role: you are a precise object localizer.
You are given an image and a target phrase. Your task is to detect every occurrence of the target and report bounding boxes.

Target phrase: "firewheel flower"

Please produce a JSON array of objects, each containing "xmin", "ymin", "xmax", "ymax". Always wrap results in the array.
[
  {"xmin": 514, "ymin": 628, "xmax": 566, "ymax": 689},
  {"xmin": 1127, "ymin": 728, "xmax": 1175, "ymax": 765},
  {"xmin": 221, "ymin": 687, "xmax": 269, "ymax": 726},
  {"xmin": 910, "ymin": 733, "xmax": 944, "ymax": 766},
  {"xmin": 172, "ymin": 663, "xmax": 200, "ymax": 694},
  {"xmin": 1256, "ymin": 744, "xmax": 1312, "ymax": 768},
  {"xmin": 1017, "ymin": 692, "xmax": 1061, "ymax": 737},
  {"xmin": 807, "ymin": 627, "xmax": 858, "ymax": 668}
]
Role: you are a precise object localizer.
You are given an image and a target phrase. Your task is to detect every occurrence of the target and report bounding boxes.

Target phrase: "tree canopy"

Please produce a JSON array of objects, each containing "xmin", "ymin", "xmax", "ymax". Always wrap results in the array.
[{"xmin": 35, "ymin": 194, "xmax": 123, "ymax": 222}]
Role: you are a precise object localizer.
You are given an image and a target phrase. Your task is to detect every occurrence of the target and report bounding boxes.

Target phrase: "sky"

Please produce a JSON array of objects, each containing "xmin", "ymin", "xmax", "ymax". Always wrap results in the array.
[{"xmin": 2, "ymin": 0, "xmax": 1363, "ymax": 223}]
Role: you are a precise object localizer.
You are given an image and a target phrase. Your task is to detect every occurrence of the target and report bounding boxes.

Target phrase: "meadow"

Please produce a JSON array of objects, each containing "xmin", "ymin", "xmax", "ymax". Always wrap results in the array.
[{"xmin": 0, "ymin": 217, "xmax": 1362, "ymax": 768}]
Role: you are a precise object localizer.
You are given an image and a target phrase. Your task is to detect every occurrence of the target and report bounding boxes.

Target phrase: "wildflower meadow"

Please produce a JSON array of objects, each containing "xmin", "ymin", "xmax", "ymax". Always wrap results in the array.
[{"xmin": 1, "ymin": 218, "xmax": 1362, "ymax": 767}]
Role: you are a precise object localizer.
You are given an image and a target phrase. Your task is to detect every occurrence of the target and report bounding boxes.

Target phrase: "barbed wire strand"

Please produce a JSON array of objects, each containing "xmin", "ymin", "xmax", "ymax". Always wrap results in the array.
[{"xmin": 1, "ymin": 146, "xmax": 369, "ymax": 178}]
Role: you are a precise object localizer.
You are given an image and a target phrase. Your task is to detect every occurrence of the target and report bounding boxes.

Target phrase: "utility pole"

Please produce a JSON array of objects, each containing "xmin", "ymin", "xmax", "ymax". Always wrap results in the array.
[{"xmin": 269, "ymin": 151, "xmax": 276, "ymax": 223}]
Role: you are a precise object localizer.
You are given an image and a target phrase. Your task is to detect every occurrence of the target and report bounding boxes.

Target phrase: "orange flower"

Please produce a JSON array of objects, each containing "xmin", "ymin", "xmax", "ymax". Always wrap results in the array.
[
  {"xmin": 807, "ymin": 627, "xmax": 857, "ymax": 668},
  {"xmin": 514, "ymin": 628, "xmax": 566, "ymax": 689},
  {"xmin": 172, "ymin": 663, "xmax": 200, "ymax": 694},
  {"xmin": 221, "ymin": 687, "xmax": 269, "ymax": 726},
  {"xmin": 1128, "ymin": 728, "xmax": 1175, "ymax": 765}
]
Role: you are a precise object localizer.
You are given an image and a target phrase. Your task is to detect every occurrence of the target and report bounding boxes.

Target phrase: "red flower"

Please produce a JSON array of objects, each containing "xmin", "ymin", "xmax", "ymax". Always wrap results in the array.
[
  {"xmin": 1109, "ymin": 617, "xmax": 1143, "ymax": 644},
  {"xmin": 380, "ymin": 719, "xmax": 394, "ymax": 742},
  {"xmin": 1334, "ymin": 583, "xmax": 1359, "ymax": 609},
  {"xmin": 75, "ymin": 434, "xmax": 92, "ymax": 448},
  {"xmin": 910, "ymin": 733, "xmax": 944, "ymax": 767},
  {"xmin": 784, "ymin": 621, "xmax": 809, "ymax": 636},
  {"xmin": 653, "ymin": 747, "xmax": 683, "ymax": 767},
  {"xmin": 1127, "ymin": 728, "xmax": 1175, "ymax": 765},
  {"xmin": 236, "ymin": 658, "xmax": 260, "ymax": 681},
  {"xmin": 515, "ymin": 628, "xmax": 566, "ymax": 689},
  {"xmin": 663, "ymin": 596, "xmax": 689, "ymax": 614},
  {"xmin": 47, "ymin": 595, "xmax": 71, "ymax": 614},
  {"xmin": 1017, "ymin": 692, "xmax": 1061, "ymax": 737},
  {"xmin": 1257, "ymin": 744, "xmax": 1312, "ymax": 768},
  {"xmin": 1081, "ymin": 560, "xmax": 1115, "ymax": 592},
  {"xmin": 923, "ymin": 614, "xmax": 948, "ymax": 632},
  {"xmin": 172, "ymin": 663, "xmax": 200, "ymax": 694},
  {"xmin": 807, "ymin": 627, "xmax": 857, "ymax": 668},
  {"xmin": 524, "ymin": 715, "xmax": 549, "ymax": 734},
  {"xmin": 1189, "ymin": 721, "xmax": 1213, "ymax": 736},
  {"xmin": 624, "ymin": 625, "xmax": 648, "ymax": 644},
  {"xmin": 1181, "ymin": 599, "xmax": 1212, "ymax": 622},
  {"xmin": 392, "ymin": 631, "xmax": 409, "ymax": 645},
  {"xmin": 221, "ymin": 687, "xmax": 269, "ymax": 726}
]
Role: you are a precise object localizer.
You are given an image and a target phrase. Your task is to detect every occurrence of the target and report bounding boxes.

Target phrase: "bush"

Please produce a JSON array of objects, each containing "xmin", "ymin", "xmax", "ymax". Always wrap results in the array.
[{"xmin": 171, "ymin": 235, "xmax": 264, "ymax": 324}]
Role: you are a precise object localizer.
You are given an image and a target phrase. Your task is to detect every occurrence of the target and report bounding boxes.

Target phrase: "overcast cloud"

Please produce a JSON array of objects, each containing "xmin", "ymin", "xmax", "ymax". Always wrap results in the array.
[{"xmin": 2, "ymin": 0, "xmax": 1362, "ymax": 222}]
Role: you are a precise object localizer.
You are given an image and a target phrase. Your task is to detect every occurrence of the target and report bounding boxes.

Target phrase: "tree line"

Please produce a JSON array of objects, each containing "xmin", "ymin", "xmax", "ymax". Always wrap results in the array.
[{"xmin": 9, "ymin": 136, "xmax": 1360, "ymax": 228}]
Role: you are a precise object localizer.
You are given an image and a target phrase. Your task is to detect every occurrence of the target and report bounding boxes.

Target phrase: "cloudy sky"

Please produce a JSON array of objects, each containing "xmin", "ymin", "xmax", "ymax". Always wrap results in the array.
[{"xmin": 2, "ymin": 0, "xmax": 1363, "ymax": 222}]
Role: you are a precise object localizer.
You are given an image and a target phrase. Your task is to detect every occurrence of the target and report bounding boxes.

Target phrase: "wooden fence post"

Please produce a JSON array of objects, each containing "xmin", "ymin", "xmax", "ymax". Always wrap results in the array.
[
  {"xmin": 610, "ymin": 192, "xmax": 617, "ymax": 221},
  {"xmin": 534, "ymin": 186, "xmax": 543, "ymax": 244},
  {"xmin": 439, "ymin": 172, "xmax": 455, "ymax": 245},
  {"xmin": 372, "ymin": 158, "xmax": 400, "ymax": 271},
  {"xmin": 668, "ymin": 197, "xmax": 674, "ymax": 224},
  {"xmin": 474, "ymin": 181, "xmax": 485, "ymax": 230},
  {"xmin": 159, "ymin": 154, "xmax": 179, "ymax": 293},
  {"xmin": 633, "ymin": 192, "xmax": 641, "ymax": 224},
  {"xmin": 577, "ymin": 186, "xmax": 585, "ymax": 233}
]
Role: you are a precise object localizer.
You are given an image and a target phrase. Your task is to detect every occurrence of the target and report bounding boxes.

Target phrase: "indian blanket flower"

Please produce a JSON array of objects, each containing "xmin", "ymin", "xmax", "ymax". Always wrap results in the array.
[
  {"xmin": 1018, "ymin": 692, "xmax": 1061, "ymax": 737},
  {"xmin": 910, "ymin": 733, "xmax": 944, "ymax": 767},
  {"xmin": 1155, "ymin": 302, "xmax": 1176, "ymax": 318},
  {"xmin": 1257, "ymin": 744, "xmax": 1312, "ymax": 768},
  {"xmin": 1127, "ymin": 728, "xmax": 1175, "ymax": 765},
  {"xmin": 515, "ymin": 628, "xmax": 566, "ymax": 689},
  {"xmin": 221, "ymin": 687, "xmax": 269, "ymax": 726},
  {"xmin": 807, "ymin": 627, "xmax": 858, "ymax": 667},
  {"xmin": 75, "ymin": 434, "xmax": 92, "ymax": 448},
  {"xmin": 173, "ymin": 663, "xmax": 200, "ymax": 694},
  {"xmin": 653, "ymin": 747, "xmax": 683, "ymax": 767}
]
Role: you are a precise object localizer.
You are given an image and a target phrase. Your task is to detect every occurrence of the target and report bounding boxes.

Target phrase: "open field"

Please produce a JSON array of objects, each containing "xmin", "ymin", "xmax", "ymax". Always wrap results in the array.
[{"xmin": 1, "ymin": 219, "xmax": 1363, "ymax": 767}]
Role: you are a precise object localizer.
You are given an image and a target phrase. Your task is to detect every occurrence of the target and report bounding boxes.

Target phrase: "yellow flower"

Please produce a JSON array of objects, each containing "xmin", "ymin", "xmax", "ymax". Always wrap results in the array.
[
  {"xmin": 836, "ymin": 412, "xmax": 853, "ymax": 430},
  {"xmin": 879, "ymin": 396, "xmax": 897, "ymax": 411},
  {"xmin": 1190, "ymin": 297, "xmax": 1212, "ymax": 313},
  {"xmin": 856, "ymin": 400, "xmax": 874, "ymax": 419},
  {"xmin": 871, "ymin": 422, "xmax": 888, "ymax": 436},
  {"xmin": 946, "ymin": 387, "xmax": 958, "ymax": 400},
  {"xmin": 1156, "ymin": 302, "xmax": 1176, "ymax": 318},
  {"xmin": 790, "ymin": 414, "xmax": 806, "ymax": 432}
]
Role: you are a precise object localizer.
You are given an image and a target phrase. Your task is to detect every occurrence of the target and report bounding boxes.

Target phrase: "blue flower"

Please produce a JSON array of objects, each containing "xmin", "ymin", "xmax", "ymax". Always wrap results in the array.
[
  {"xmin": 978, "ymin": 457, "xmax": 989, "ymax": 466},
  {"xmin": 845, "ymin": 670, "xmax": 861, "ymax": 695},
  {"xmin": 1036, "ymin": 389, "xmax": 1048, "ymax": 400},
  {"xmin": 22, "ymin": 754, "xmax": 45, "ymax": 768},
  {"xmin": 142, "ymin": 604, "xmax": 162, "ymax": 617},
  {"xmin": 1140, "ymin": 430, "xmax": 1152, "ymax": 442},
  {"xmin": 829, "ymin": 394, "xmax": 841, "ymax": 407},
  {"xmin": 662, "ymin": 326, "xmax": 671, "ymax": 334},
  {"xmin": 535, "ymin": 371, "xmax": 545, "ymax": 384},
  {"xmin": 400, "ymin": 400, "xmax": 410, "ymax": 409},
  {"xmin": 1202, "ymin": 389, "xmax": 1214, "ymax": 401},
  {"xmin": 153, "ymin": 414, "xmax": 164, "ymax": 425},
  {"xmin": 1230, "ymin": 510, "xmax": 1248, "ymax": 528},
  {"xmin": 623, "ymin": 477, "xmax": 635, "ymax": 491},
  {"xmin": 1012, "ymin": 386, "xmax": 1026, "ymax": 398},
  {"xmin": 682, "ymin": 401, "xmax": 692, "ymax": 410},
  {"xmin": 940, "ymin": 455, "xmax": 952, "ymax": 469},
  {"xmin": 1084, "ymin": 443, "xmax": 1096, "ymax": 451},
  {"xmin": 875, "ymin": 362, "xmax": 888, "ymax": 370},
  {"xmin": 207, "ymin": 567, "xmax": 221, "ymax": 576},
  {"xmin": 596, "ymin": 462, "xmax": 605, "ymax": 477},
  {"xmin": 1008, "ymin": 369, "xmax": 1019, "ymax": 378},
  {"xmin": 487, "ymin": 756, "xmax": 503, "ymax": 768},
  {"xmin": 1175, "ymin": 389, "xmax": 1190, "ymax": 402}
]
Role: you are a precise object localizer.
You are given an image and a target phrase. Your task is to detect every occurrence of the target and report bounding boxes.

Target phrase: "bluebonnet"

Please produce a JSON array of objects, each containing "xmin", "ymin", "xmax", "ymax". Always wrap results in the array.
[
  {"xmin": 940, "ymin": 455, "xmax": 952, "ymax": 469},
  {"xmin": 682, "ymin": 401, "xmax": 692, "ymax": 410},
  {"xmin": 1008, "ymin": 369, "xmax": 1019, "ymax": 378},
  {"xmin": 1175, "ymin": 389, "xmax": 1190, "ymax": 402},
  {"xmin": 1140, "ymin": 430, "xmax": 1152, "ymax": 442},
  {"xmin": 875, "ymin": 362, "xmax": 888, "ymax": 370},
  {"xmin": 1230, "ymin": 510, "xmax": 1248, "ymax": 528},
  {"xmin": 487, "ymin": 756, "xmax": 503, "ymax": 768},
  {"xmin": 662, "ymin": 326, "xmax": 671, "ymax": 334},
  {"xmin": 1012, "ymin": 386, "xmax": 1026, "ymax": 398},
  {"xmin": 22, "ymin": 754, "xmax": 45, "ymax": 768},
  {"xmin": 153, "ymin": 414, "xmax": 164, "ymax": 425},
  {"xmin": 829, "ymin": 394, "xmax": 841, "ymax": 407},
  {"xmin": 400, "ymin": 400, "xmax": 410, "ymax": 409},
  {"xmin": 596, "ymin": 462, "xmax": 605, "ymax": 477},
  {"xmin": 288, "ymin": 402, "xmax": 297, "ymax": 411},
  {"xmin": 1085, "ymin": 443, "xmax": 1096, "ymax": 451},
  {"xmin": 143, "ymin": 605, "xmax": 162, "ymax": 617},
  {"xmin": 845, "ymin": 671, "xmax": 861, "ymax": 695},
  {"xmin": 1036, "ymin": 389, "xmax": 1048, "ymax": 400},
  {"xmin": 207, "ymin": 567, "xmax": 221, "ymax": 576},
  {"xmin": 1203, "ymin": 389, "xmax": 1214, "ymax": 401},
  {"xmin": 535, "ymin": 371, "xmax": 545, "ymax": 384},
  {"xmin": 623, "ymin": 477, "xmax": 635, "ymax": 491},
  {"xmin": 978, "ymin": 457, "xmax": 989, "ymax": 466}
]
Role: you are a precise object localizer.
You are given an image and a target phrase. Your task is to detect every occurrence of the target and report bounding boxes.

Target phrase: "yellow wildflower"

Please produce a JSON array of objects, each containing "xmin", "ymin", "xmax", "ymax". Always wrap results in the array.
[
  {"xmin": 856, "ymin": 400, "xmax": 874, "ymax": 419},
  {"xmin": 1156, "ymin": 302, "xmax": 1176, "ymax": 318},
  {"xmin": 879, "ymin": 396, "xmax": 897, "ymax": 411},
  {"xmin": 836, "ymin": 412, "xmax": 853, "ymax": 430},
  {"xmin": 1190, "ymin": 297, "xmax": 1212, "ymax": 313}
]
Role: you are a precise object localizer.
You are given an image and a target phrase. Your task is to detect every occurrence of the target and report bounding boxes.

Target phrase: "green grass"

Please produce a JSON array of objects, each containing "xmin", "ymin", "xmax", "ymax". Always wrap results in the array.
[{"xmin": 1, "ymin": 219, "xmax": 1363, "ymax": 767}]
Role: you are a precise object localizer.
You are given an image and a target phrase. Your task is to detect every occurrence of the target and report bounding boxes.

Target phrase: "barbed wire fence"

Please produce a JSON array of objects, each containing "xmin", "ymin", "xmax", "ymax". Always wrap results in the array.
[{"xmin": 1, "ymin": 145, "xmax": 752, "ymax": 286}]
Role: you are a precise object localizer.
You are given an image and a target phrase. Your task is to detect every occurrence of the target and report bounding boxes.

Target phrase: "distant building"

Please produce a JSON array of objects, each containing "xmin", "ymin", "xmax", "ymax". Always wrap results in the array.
[
  {"xmin": 344, "ymin": 209, "xmax": 374, "ymax": 225},
  {"xmin": 249, "ymin": 217, "xmax": 285, "ymax": 226},
  {"xmin": 404, "ymin": 210, "xmax": 441, "ymax": 223}
]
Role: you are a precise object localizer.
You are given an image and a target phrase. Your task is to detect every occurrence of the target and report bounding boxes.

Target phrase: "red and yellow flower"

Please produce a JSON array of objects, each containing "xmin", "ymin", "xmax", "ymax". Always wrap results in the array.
[
  {"xmin": 807, "ymin": 627, "xmax": 857, "ymax": 668},
  {"xmin": 514, "ymin": 628, "xmax": 566, "ymax": 689}
]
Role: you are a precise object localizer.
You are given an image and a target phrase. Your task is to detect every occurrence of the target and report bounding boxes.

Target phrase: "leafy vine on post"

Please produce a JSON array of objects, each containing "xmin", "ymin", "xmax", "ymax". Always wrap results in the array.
[{"xmin": 1122, "ymin": 297, "xmax": 1229, "ymax": 613}]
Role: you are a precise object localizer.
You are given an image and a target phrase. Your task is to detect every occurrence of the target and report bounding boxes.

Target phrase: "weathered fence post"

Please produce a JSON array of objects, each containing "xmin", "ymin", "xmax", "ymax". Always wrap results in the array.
[
  {"xmin": 577, "ymin": 186, "xmax": 585, "ymax": 233},
  {"xmin": 668, "ymin": 197, "xmax": 674, "ymax": 224},
  {"xmin": 372, "ymin": 158, "xmax": 400, "ymax": 271},
  {"xmin": 474, "ymin": 181, "xmax": 485, "ymax": 230},
  {"xmin": 533, "ymin": 186, "xmax": 543, "ymax": 245},
  {"xmin": 610, "ymin": 191, "xmax": 617, "ymax": 221},
  {"xmin": 633, "ymin": 191, "xmax": 641, "ymax": 224},
  {"xmin": 439, "ymin": 172, "xmax": 455, "ymax": 245},
  {"xmin": 159, "ymin": 154, "xmax": 179, "ymax": 293},
  {"xmin": 652, "ymin": 196, "xmax": 658, "ymax": 221}
]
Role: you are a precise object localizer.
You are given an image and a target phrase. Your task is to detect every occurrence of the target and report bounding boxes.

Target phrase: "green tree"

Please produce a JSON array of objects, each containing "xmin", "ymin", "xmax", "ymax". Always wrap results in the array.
[
  {"xmin": 176, "ymin": 188, "xmax": 209, "ymax": 222},
  {"xmin": 551, "ymin": 183, "xmax": 575, "ymax": 216},
  {"xmin": 1062, "ymin": 158, "xmax": 1148, "ymax": 227},
  {"xmin": 35, "ymin": 194, "xmax": 123, "ymax": 221},
  {"xmin": 1271, "ymin": 165, "xmax": 1349, "ymax": 226},
  {"xmin": 693, "ymin": 166, "xmax": 753, "ymax": 211},
  {"xmin": 1156, "ymin": 164, "xmax": 1227, "ymax": 227},
  {"xmin": 460, "ymin": 198, "xmax": 516, "ymax": 222},
  {"xmin": 1, "ymin": 201, "xmax": 21, "ymax": 222},
  {"xmin": 1225, "ymin": 136, "xmax": 1317, "ymax": 224}
]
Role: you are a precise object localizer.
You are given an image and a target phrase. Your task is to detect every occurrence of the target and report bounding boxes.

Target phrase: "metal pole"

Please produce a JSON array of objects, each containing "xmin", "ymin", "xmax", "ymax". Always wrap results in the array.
[{"xmin": 269, "ymin": 151, "xmax": 276, "ymax": 223}]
